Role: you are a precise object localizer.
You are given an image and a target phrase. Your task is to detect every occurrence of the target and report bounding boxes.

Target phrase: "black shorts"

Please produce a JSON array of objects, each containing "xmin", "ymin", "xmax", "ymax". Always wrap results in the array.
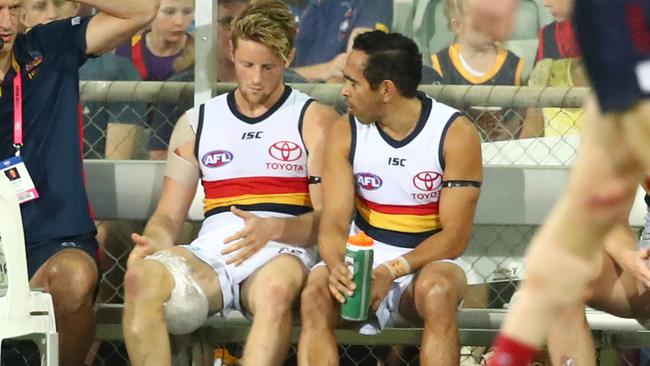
[
  {"xmin": 573, "ymin": 0, "xmax": 650, "ymax": 112},
  {"xmin": 26, "ymin": 233, "xmax": 99, "ymax": 279}
]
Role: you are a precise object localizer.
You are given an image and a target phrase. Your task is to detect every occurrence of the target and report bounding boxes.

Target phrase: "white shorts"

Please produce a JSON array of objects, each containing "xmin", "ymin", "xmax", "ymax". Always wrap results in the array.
[
  {"xmin": 182, "ymin": 211, "xmax": 317, "ymax": 313},
  {"xmin": 314, "ymin": 224, "xmax": 463, "ymax": 335}
]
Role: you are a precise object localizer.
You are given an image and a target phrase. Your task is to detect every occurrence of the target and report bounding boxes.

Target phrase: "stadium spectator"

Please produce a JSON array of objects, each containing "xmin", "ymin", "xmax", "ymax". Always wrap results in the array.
[
  {"xmin": 431, "ymin": 0, "xmax": 523, "ymax": 141},
  {"xmin": 519, "ymin": 0, "xmax": 586, "ymax": 139},
  {"xmin": 115, "ymin": 0, "xmax": 194, "ymax": 160},
  {"xmin": 122, "ymin": 1, "xmax": 338, "ymax": 365},
  {"xmin": 115, "ymin": 0, "xmax": 194, "ymax": 82},
  {"xmin": 298, "ymin": 31, "xmax": 482, "ymax": 366},
  {"xmin": 0, "ymin": 1, "xmax": 158, "ymax": 366},
  {"xmin": 291, "ymin": 0, "xmax": 393, "ymax": 83},
  {"xmin": 20, "ymin": 0, "xmax": 78, "ymax": 27},
  {"xmin": 432, "ymin": 0, "xmax": 523, "ymax": 86},
  {"xmin": 535, "ymin": 0, "xmax": 579, "ymax": 63}
]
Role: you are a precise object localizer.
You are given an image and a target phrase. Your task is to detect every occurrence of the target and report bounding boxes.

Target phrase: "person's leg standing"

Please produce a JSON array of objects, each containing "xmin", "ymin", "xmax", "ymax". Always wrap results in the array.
[{"xmin": 490, "ymin": 95, "xmax": 644, "ymax": 365}]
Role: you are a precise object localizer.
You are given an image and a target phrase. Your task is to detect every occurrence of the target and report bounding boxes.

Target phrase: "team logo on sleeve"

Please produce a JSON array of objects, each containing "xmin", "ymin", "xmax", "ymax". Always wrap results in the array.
[
  {"xmin": 355, "ymin": 172, "xmax": 383, "ymax": 190},
  {"xmin": 268, "ymin": 141, "xmax": 303, "ymax": 162},
  {"xmin": 412, "ymin": 171, "xmax": 442, "ymax": 191},
  {"xmin": 202, "ymin": 150, "xmax": 233, "ymax": 168},
  {"xmin": 25, "ymin": 52, "xmax": 43, "ymax": 79}
]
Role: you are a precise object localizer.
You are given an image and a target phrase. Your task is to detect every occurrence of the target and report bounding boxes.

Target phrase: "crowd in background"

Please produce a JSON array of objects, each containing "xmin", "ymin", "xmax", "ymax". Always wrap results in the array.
[{"xmin": 21, "ymin": 0, "xmax": 584, "ymax": 161}]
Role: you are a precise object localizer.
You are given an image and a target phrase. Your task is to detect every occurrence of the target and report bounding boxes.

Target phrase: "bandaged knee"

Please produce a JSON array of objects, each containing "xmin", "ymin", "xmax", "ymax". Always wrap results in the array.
[{"xmin": 146, "ymin": 251, "xmax": 209, "ymax": 335}]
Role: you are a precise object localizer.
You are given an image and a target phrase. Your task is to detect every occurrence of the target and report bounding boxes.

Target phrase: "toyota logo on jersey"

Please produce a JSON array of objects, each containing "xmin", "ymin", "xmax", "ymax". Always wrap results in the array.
[
  {"xmin": 355, "ymin": 172, "xmax": 383, "ymax": 190},
  {"xmin": 412, "ymin": 171, "xmax": 442, "ymax": 191},
  {"xmin": 268, "ymin": 141, "xmax": 303, "ymax": 162},
  {"xmin": 202, "ymin": 150, "xmax": 233, "ymax": 168}
]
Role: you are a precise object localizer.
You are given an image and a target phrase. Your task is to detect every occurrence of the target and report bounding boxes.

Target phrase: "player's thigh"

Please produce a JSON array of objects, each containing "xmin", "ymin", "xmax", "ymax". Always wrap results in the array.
[{"xmin": 240, "ymin": 254, "xmax": 307, "ymax": 315}]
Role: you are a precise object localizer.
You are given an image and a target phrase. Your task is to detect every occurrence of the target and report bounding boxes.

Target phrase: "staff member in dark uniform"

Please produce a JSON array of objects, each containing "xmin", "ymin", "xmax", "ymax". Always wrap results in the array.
[{"xmin": 0, "ymin": 0, "xmax": 158, "ymax": 364}]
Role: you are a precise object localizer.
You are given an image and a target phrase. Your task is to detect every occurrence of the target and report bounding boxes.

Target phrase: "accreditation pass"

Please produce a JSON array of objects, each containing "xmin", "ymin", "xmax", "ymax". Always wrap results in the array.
[{"xmin": 1, "ymin": 156, "xmax": 39, "ymax": 204}]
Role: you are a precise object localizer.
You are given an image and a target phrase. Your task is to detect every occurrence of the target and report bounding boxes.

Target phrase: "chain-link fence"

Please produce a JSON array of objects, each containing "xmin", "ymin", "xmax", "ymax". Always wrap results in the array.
[
  {"xmin": 2, "ymin": 82, "xmax": 596, "ymax": 365},
  {"xmin": 76, "ymin": 82, "xmax": 586, "ymax": 366},
  {"xmin": 79, "ymin": 82, "xmax": 587, "ymax": 164}
]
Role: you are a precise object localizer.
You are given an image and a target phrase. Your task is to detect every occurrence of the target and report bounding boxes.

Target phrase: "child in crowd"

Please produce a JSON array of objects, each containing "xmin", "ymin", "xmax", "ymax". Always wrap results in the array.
[
  {"xmin": 116, "ymin": 0, "xmax": 195, "ymax": 82},
  {"xmin": 432, "ymin": 0, "xmax": 523, "ymax": 141},
  {"xmin": 115, "ymin": 0, "xmax": 195, "ymax": 160},
  {"xmin": 520, "ymin": 0, "xmax": 586, "ymax": 138}
]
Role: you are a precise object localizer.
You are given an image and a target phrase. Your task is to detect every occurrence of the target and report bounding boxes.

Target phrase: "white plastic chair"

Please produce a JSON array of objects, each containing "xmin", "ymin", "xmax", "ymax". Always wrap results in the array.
[{"xmin": 0, "ymin": 175, "xmax": 58, "ymax": 365}]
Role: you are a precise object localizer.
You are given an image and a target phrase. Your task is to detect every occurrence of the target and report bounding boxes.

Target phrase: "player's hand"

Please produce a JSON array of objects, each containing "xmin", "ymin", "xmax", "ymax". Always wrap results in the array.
[
  {"xmin": 328, "ymin": 260, "xmax": 355, "ymax": 303},
  {"xmin": 370, "ymin": 264, "xmax": 393, "ymax": 312},
  {"xmin": 221, "ymin": 206, "xmax": 278, "ymax": 266},
  {"xmin": 620, "ymin": 248, "xmax": 650, "ymax": 289},
  {"xmin": 127, "ymin": 233, "xmax": 155, "ymax": 269}
]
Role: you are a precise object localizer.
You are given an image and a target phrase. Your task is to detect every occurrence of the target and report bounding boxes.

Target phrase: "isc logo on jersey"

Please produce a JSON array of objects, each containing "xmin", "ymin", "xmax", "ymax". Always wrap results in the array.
[
  {"xmin": 411, "ymin": 171, "xmax": 442, "ymax": 200},
  {"xmin": 202, "ymin": 150, "xmax": 233, "ymax": 168},
  {"xmin": 266, "ymin": 141, "xmax": 305, "ymax": 172},
  {"xmin": 355, "ymin": 172, "xmax": 383, "ymax": 190}
]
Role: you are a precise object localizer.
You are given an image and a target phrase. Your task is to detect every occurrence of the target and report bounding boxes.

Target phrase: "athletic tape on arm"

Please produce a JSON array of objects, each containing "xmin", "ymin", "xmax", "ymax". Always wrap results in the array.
[{"xmin": 164, "ymin": 112, "xmax": 200, "ymax": 188}]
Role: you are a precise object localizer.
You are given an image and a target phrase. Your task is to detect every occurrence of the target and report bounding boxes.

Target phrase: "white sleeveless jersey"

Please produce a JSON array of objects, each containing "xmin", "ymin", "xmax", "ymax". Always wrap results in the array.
[
  {"xmin": 351, "ymin": 94, "xmax": 461, "ymax": 248},
  {"xmin": 195, "ymin": 87, "xmax": 314, "ymax": 218}
]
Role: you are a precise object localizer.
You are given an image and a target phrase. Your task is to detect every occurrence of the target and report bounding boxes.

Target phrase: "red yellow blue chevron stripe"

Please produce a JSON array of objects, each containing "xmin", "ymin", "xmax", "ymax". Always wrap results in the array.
[
  {"xmin": 203, "ymin": 176, "xmax": 311, "ymax": 215},
  {"xmin": 355, "ymin": 195, "xmax": 440, "ymax": 234}
]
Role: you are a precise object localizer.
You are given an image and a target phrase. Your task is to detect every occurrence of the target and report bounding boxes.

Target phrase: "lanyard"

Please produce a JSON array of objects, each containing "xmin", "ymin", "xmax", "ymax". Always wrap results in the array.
[
  {"xmin": 13, "ymin": 67, "xmax": 22, "ymax": 156},
  {"xmin": 7, "ymin": 52, "xmax": 23, "ymax": 156}
]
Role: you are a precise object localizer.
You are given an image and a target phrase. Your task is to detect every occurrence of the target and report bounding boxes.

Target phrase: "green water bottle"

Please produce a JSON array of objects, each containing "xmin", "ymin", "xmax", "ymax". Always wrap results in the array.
[{"xmin": 341, "ymin": 231, "xmax": 374, "ymax": 321}]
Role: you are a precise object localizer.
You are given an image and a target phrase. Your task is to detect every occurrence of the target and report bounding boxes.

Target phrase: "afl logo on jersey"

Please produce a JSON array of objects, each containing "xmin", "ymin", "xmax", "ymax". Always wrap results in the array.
[
  {"xmin": 355, "ymin": 172, "xmax": 383, "ymax": 191},
  {"xmin": 269, "ymin": 141, "xmax": 303, "ymax": 162},
  {"xmin": 202, "ymin": 150, "xmax": 233, "ymax": 168},
  {"xmin": 413, "ymin": 171, "xmax": 442, "ymax": 191}
]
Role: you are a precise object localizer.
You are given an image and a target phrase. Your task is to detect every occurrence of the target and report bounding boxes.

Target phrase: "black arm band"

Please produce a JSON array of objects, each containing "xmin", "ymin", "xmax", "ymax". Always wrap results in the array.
[
  {"xmin": 308, "ymin": 176, "xmax": 322, "ymax": 185},
  {"xmin": 442, "ymin": 180, "xmax": 481, "ymax": 188}
]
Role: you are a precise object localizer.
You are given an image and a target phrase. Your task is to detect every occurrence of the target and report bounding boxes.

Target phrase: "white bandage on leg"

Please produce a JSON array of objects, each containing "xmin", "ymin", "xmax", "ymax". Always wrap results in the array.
[{"xmin": 146, "ymin": 251, "xmax": 209, "ymax": 335}]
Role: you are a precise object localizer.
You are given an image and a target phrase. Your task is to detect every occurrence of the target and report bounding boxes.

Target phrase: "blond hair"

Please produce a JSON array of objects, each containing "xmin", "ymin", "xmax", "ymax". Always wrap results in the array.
[
  {"xmin": 230, "ymin": 0, "xmax": 296, "ymax": 62},
  {"xmin": 443, "ymin": 0, "xmax": 465, "ymax": 31}
]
